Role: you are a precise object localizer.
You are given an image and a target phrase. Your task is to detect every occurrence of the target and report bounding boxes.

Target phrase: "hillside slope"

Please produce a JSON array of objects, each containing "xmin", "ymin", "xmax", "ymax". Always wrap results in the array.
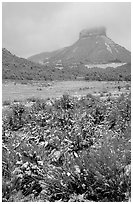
[
  {"xmin": 2, "ymin": 47, "xmax": 131, "ymax": 81},
  {"xmin": 2, "ymin": 48, "xmax": 54, "ymax": 80}
]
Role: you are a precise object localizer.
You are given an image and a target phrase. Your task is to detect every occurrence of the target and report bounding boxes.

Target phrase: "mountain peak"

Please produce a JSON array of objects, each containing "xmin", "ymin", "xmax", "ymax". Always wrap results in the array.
[
  {"xmin": 28, "ymin": 27, "xmax": 130, "ymax": 65},
  {"xmin": 79, "ymin": 27, "xmax": 106, "ymax": 39}
]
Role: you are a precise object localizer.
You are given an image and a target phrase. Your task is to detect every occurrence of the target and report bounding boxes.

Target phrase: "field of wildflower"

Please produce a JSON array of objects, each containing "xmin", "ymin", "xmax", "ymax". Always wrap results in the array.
[{"xmin": 2, "ymin": 92, "xmax": 131, "ymax": 202}]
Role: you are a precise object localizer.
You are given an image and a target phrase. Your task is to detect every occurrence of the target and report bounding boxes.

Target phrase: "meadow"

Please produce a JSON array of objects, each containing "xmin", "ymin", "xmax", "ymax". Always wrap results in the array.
[{"xmin": 2, "ymin": 80, "xmax": 130, "ymax": 102}]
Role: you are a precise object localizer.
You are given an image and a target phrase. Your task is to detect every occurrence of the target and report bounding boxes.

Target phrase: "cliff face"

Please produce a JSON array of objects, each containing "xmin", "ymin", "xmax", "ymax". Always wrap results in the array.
[{"xmin": 28, "ymin": 27, "xmax": 131, "ymax": 65}]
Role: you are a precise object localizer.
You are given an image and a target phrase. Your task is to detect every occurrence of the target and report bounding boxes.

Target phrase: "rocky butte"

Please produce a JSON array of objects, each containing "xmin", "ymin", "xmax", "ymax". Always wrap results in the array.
[{"xmin": 28, "ymin": 27, "xmax": 131, "ymax": 68}]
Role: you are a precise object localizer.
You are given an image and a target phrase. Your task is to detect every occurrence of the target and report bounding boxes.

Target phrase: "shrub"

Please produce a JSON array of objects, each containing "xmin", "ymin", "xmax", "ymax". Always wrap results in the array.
[
  {"xmin": 13, "ymin": 99, "xmax": 22, "ymax": 103},
  {"xmin": 27, "ymin": 96, "xmax": 40, "ymax": 102},
  {"xmin": 125, "ymin": 83, "xmax": 130, "ymax": 90},
  {"xmin": 2, "ymin": 103, "xmax": 27, "ymax": 132},
  {"xmin": 3, "ymin": 100, "xmax": 11, "ymax": 106},
  {"xmin": 2, "ymin": 93, "xmax": 131, "ymax": 201},
  {"xmin": 40, "ymin": 129, "xmax": 130, "ymax": 202}
]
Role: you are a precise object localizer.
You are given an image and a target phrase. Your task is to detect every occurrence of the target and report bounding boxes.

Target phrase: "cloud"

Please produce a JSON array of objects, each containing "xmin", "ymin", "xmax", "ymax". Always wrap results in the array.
[{"xmin": 2, "ymin": 2, "xmax": 131, "ymax": 58}]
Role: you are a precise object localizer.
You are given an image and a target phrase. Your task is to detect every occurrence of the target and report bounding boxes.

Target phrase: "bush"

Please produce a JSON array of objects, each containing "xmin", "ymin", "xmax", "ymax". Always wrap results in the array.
[
  {"xmin": 3, "ymin": 100, "xmax": 11, "ymax": 106},
  {"xmin": 27, "ymin": 96, "xmax": 40, "ymax": 102},
  {"xmin": 13, "ymin": 99, "xmax": 22, "ymax": 103},
  {"xmin": 2, "ymin": 103, "xmax": 27, "ymax": 132},
  {"xmin": 41, "ymin": 127, "xmax": 130, "ymax": 201},
  {"xmin": 2, "ymin": 93, "xmax": 131, "ymax": 201}
]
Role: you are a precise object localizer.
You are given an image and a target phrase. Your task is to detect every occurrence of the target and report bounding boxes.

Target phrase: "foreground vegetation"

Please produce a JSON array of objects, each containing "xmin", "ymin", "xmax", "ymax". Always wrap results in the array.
[{"xmin": 2, "ymin": 93, "xmax": 131, "ymax": 202}]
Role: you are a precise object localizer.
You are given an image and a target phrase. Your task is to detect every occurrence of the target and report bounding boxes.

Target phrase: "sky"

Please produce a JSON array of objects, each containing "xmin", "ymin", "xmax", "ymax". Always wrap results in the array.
[{"xmin": 2, "ymin": 2, "xmax": 131, "ymax": 58}]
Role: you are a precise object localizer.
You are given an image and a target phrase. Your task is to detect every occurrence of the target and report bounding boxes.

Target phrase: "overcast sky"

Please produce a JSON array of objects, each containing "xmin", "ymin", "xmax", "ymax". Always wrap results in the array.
[{"xmin": 2, "ymin": 2, "xmax": 131, "ymax": 58}]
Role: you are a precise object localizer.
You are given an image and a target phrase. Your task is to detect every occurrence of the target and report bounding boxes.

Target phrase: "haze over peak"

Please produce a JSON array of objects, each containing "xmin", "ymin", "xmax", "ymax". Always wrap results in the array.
[
  {"xmin": 79, "ymin": 27, "xmax": 106, "ymax": 39},
  {"xmin": 3, "ymin": 2, "xmax": 131, "ymax": 58}
]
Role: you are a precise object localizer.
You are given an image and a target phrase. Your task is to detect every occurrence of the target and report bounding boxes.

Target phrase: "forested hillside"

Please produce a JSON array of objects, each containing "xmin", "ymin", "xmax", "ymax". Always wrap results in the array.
[{"xmin": 2, "ymin": 48, "xmax": 131, "ymax": 81}]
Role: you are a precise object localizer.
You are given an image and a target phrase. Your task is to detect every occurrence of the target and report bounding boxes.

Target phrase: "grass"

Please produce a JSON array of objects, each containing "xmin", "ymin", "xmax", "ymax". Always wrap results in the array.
[{"xmin": 2, "ymin": 80, "xmax": 131, "ymax": 102}]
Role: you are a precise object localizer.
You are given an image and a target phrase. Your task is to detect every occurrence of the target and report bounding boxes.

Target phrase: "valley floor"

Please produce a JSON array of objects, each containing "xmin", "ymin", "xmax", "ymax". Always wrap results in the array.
[{"xmin": 2, "ymin": 80, "xmax": 130, "ymax": 103}]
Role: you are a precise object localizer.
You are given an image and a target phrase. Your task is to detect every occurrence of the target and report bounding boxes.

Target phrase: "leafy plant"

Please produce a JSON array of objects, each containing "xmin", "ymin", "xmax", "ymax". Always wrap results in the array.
[{"xmin": 2, "ymin": 93, "xmax": 131, "ymax": 201}]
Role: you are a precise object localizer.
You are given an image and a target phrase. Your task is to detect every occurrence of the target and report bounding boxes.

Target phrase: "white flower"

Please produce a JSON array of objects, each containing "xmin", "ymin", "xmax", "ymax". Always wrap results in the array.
[
  {"xmin": 22, "ymin": 162, "xmax": 29, "ymax": 168},
  {"xmin": 26, "ymin": 170, "xmax": 32, "ymax": 176},
  {"xmin": 16, "ymin": 161, "xmax": 23, "ymax": 165},
  {"xmin": 74, "ymin": 165, "xmax": 80, "ymax": 173},
  {"xmin": 38, "ymin": 161, "xmax": 43, "ymax": 166},
  {"xmin": 73, "ymin": 152, "xmax": 78, "ymax": 158},
  {"xmin": 67, "ymin": 172, "xmax": 71, "ymax": 176}
]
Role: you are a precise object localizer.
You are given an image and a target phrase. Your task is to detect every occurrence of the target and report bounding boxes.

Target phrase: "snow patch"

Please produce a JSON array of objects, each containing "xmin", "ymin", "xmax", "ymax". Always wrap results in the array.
[
  {"xmin": 105, "ymin": 42, "xmax": 112, "ymax": 53},
  {"xmin": 43, "ymin": 61, "xmax": 49, "ymax": 65},
  {"xmin": 57, "ymin": 60, "xmax": 62, "ymax": 63},
  {"xmin": 39, "ymin": 61, "xmax": 45, "ymax": 65},
  {"xmin": 85, "ymin": 62, "xmax": 126, "ymax": 69},
  {"xmin": 114, "ymin": 47, "xmax": 119, "ymax": 53},
  {"xmin": 55, "ymin": 61, "xmax": 64, "ymax": 69},
  {"xmin": 72, "ymin": 47, "xmax": 78, "ymax": 53},
  {"xmin": 55, "ymin": 67, "xmax": 63, "ymax": 70}
]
